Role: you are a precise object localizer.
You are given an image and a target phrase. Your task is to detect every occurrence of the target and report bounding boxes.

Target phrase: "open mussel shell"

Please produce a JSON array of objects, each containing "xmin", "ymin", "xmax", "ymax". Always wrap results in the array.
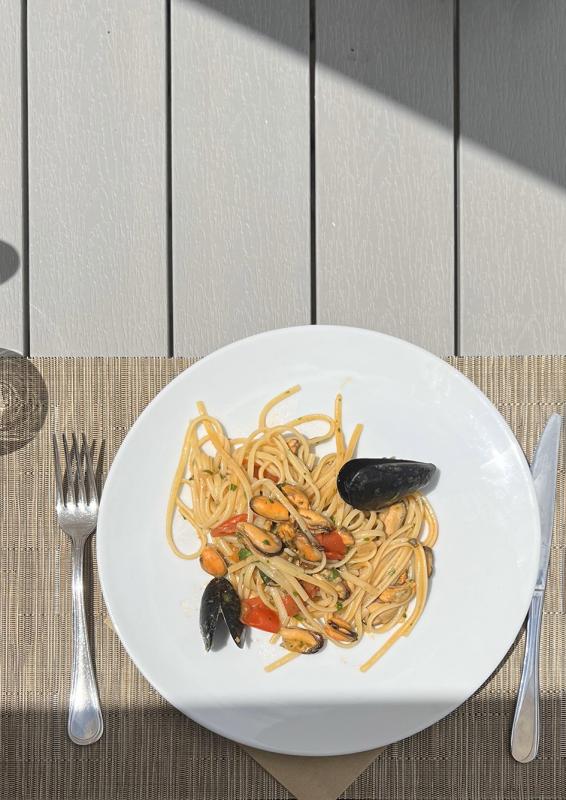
[
  {"xmin": 337, "ymin": 458, "xmax": 436, "ymax": 511},
  {"xmin": 200, "ymin": 579, "xmax": 221, "ymax": 651},
  {"xmin": 200, "ymin": 577, "xmax": 245, "ymax": 651}
]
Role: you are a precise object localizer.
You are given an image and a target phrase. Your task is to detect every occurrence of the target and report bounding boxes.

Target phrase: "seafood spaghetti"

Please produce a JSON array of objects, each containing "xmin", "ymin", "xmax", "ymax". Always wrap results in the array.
[{"xmin": 166, "ymin": 386, "xmax": 438, "ymax": 672}]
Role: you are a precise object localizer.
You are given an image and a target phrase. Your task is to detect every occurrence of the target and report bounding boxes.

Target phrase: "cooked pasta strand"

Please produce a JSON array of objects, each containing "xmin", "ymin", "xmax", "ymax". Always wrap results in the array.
[{"xmin": 167, "ymin": 387, "xmax": 437, "ymax": 672}]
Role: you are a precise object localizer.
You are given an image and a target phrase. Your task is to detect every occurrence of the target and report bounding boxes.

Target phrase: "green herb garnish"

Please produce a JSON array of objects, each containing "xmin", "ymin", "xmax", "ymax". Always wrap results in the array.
[
  {"xmin": 260, "ymin": 572, "xmax": 272, "ymax": 585},
  {"xmin": 329, "ymin": 568, "xmax": 340, "ymax": 580},
  {"xmin": 336, "ymin": 601, "xmax": 343, "ymax": 611},
  {"xmin": 293, "ymin": 613, "xmax": 304, "ymax": 621},
  {"xmin": 238, "ymin": 548, "xmax": 252, "ymax": 560},
  {"xmin": 263, "ymin": 539, "xmax": 270, "ymax": 545},
  {"xmin": 229, "ymin": 484, "xmax": 237, "ymax": 491}
]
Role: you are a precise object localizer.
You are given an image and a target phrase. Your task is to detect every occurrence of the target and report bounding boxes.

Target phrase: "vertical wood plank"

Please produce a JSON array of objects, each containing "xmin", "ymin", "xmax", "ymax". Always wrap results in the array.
[
  {"xmin": 0, "ymin": 2, "xmax": 23, "ymax": 353},
  {"xmin": 460, "ymin": 1, "xmax": 566, "ymax": 354},
  {"xmin": 316, "ymin": 1, "xmax": 454, "ymax": 355},
  {"xmin": 172, "ymin": 1, "xmax": 310, "ymax": 355},
  {"xmin": 27, "ymin": 1, "xmax": 168, "ymax": 355}
]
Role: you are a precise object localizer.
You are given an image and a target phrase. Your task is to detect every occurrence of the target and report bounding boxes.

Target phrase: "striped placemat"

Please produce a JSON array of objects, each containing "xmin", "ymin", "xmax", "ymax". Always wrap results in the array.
[{"xmin": 1, "ymin": 356, "xmax": 565, "ymax": 800}]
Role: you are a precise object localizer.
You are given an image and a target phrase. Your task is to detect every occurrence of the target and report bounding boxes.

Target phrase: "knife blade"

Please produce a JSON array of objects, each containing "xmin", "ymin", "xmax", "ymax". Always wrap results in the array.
[{"xmin": 511, "ymin": 413, "xmax": 561, "ymax": 763}]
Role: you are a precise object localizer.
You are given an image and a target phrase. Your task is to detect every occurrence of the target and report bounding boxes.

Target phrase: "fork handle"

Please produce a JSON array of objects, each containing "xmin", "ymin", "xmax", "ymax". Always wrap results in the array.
[
  {"xmin": 68, "ymin": 538, "xmax": 104, "ymax": 745},
  {"xmin": 511, "ymin": 590, "xmax": 543, "ymax": 762}
]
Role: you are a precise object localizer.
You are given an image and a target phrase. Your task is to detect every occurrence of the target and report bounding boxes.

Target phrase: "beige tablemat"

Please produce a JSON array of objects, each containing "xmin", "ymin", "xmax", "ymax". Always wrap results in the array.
[{"xmin": 1, "ymin": 356, "xmax": 565, "ymax": 800}]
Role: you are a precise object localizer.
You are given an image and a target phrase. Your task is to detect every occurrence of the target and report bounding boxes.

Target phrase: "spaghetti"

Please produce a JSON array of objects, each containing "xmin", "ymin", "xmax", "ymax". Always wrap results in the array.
[{"xmin": 166, "ymin": 386, "xmax": 437, "ymax": 671}]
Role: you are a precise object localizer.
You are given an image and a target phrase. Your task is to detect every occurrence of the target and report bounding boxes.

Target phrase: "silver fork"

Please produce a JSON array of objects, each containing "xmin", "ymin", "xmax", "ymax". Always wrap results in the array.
[{"xmin": 53, "ymin": 433, "xmax": 103, "ymax": 745}]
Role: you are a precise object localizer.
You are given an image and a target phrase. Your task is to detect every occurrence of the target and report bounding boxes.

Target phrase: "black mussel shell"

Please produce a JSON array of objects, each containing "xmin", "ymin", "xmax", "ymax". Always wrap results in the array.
[
  {"xmin": 337, "ymin": 458, "xmax": 436, "ymax": 511},
  {"xmin": 200, "ymin": 577, "xmax": 245, "ymax": 651},
  {"xmin": 200, "ymin": 578, "xmax": 222, "ymax": 651},
  {"xmin": 218, "ymin": 579, "xmax": 245, "ymax": 648}
]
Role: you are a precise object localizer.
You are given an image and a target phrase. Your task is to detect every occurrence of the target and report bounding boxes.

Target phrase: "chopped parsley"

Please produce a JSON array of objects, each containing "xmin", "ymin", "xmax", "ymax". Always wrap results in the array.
[
  {"xmin": 229, "ymin": 484, "xmax": 237, "ymax": 491},
  {"xmin": 329, "ymin": 568, "xmax": 340, "ymax": 581},
  {"xmin": 293, "ymin": 613, "xmax": 304, "ymax": 621},
  {"xmin": 260, "ymin": 571, "xmax": 272, "ymax": 585},
  {"xmin": 238, "ymin": 548, "xmax": 252, "ymax": 560},
  {"xmin": 330, "ymin": 515, "xmax": 336, "ymax": 524},
  {"xmin": 336, "ymin": 601, "xmax": 343, "ymax": 611},
  {"xmin": 263, "ymin": 539, "xmax": 270, "ymax": 545}
]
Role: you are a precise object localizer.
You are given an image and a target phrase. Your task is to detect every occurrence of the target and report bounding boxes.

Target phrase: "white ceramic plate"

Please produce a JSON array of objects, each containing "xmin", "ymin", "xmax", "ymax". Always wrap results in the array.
[{"xmin": 97, "ymin": 326, "xmax": 539, "ymax": 756}]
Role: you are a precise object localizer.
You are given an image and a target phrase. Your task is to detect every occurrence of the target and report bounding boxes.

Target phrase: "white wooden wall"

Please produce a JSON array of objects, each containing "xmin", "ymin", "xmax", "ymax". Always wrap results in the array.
[{"xmin": 2, "ymin": 1, "xmax": 566, "ymax": 357}]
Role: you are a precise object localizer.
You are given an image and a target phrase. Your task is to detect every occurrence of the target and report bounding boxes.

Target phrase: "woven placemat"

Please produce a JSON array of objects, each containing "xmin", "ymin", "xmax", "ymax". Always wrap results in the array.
[{"xmin": 1, "ymin": 356, "xmax": 565, "ymax": 800}]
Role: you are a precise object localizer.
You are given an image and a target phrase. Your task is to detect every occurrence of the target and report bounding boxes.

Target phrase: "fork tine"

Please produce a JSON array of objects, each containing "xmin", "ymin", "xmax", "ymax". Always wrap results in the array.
[
  {"xmin": 72, "ymin": 433, "xmax": 87, "ymax": 505},
  {"xmin": 82, "ymin": 433, "xmax": 98, "ymax": 505},
  {"xmin": 62, "ymin": 433, "xmax": 76, "ymax": 505},
  {"xmin": 52, "ymin": 434, "xmax": 64, "ymax": 507}
]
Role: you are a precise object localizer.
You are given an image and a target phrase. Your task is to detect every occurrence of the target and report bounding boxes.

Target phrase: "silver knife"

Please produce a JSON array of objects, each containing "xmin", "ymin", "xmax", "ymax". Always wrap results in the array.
[{"xmin": 511, "ymin": 413, "xmax": 562, "ymax": 762}]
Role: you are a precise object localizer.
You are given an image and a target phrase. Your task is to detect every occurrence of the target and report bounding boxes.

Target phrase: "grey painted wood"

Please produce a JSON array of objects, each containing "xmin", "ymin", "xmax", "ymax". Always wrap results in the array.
[
  {"xmin": 460, "ymin": 1, "xmax": 566, "ymax": 354},
  {"xmin": 172, "ymin": 0, "xmax": 310, "ymax": 355},
  {"xmin": 0, "ymin": 1, "xmax": 23, "ymax": 353},
  {"xmin": 316, "ymin": 1, "xmax": 454, "ymax": 355},
  {"xmin": 27, "ymin": 1, "xmax": 168, "ymax": 355}
]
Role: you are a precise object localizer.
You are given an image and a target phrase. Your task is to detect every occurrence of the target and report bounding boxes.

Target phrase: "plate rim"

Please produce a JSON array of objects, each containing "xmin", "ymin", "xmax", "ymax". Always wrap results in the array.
[{"xmin": 97, "ymin": 324, "xmax": 540, "ymax": 755}]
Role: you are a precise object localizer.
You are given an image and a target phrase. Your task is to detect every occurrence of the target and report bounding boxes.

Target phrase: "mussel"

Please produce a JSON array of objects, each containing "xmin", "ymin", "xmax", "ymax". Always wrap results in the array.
[
  {"xmin": 276, "ymin": 521, "xmax": 298, "ymax": 545},
  {"xmin": 322, "ymin": 569, "xmax": 351, "ymax": 600},
  {"xmin": 424, "ymin": 545, "xmax": 434, "ymax": 577},
  {"xmin": 337, "ymin": 458, "xmax": 436, "ymax": 511},
  {"xmin": 380, "ymin": 502, "xmax": 406, "ymax": 536},
  {"xmin": 364, "ymin": 602, "xmax": 398, "ymax": 625},
  {"xmin": 237, "ymin": 521, "xmax": 284, "ymax": 556},
  {"xmin": 250, "ymin": 495, "xmax": 289, "ymax": 521},
  {"xmin": 280, "ymin": 626, "xmax": 324, "ymax": 654},
  {"xmin": 199, "ymin": 545, "xmax": 228, "ymax": 577},
  {"xmin": 324, "ymin": 614, "xmax": 358, "ymax": 643},
  {"xmin": 299, "ymin": 508, "xmax": 333, "ymax": 533},
  {"xmin": 378, "ymin": 580, "xmax": 416, "ymax": 604},
  {"xmin": 293, "ymin": 534, "xmax": 324, "ymax": 563},
  {"xmin": 200, "ymin": 577, "xmax": 245, "ymax": 651},
  {"xmin": 280, "ymin": 483, "xmax": 310, "ymax": 510}
]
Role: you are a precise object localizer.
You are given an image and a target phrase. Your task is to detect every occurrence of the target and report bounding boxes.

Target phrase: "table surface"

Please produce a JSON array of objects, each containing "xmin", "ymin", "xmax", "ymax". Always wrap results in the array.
[
  {"xmin": 2, "ymin": 356, "xmax": 565, "ymax": 800},
  {"xmin": 2, "ymin": 3, "xmax": 566, "ymax": 358}
]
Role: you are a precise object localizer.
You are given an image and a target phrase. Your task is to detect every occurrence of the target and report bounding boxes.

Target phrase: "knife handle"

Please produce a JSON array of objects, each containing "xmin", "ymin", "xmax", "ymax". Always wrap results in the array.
[{"xmin": 511, "ymin": 591, "xmax": 544, "ymax": 762}]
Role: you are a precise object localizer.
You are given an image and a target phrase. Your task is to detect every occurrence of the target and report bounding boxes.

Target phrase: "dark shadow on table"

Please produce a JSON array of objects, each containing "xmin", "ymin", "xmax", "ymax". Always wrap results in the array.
[
  {"xmin": 182, "ymin": 0, "xmax": 566, "ymax": 194},
  {"xmin": 1, "ymin": 688, "xmax": 565, "ymax": 800}
]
